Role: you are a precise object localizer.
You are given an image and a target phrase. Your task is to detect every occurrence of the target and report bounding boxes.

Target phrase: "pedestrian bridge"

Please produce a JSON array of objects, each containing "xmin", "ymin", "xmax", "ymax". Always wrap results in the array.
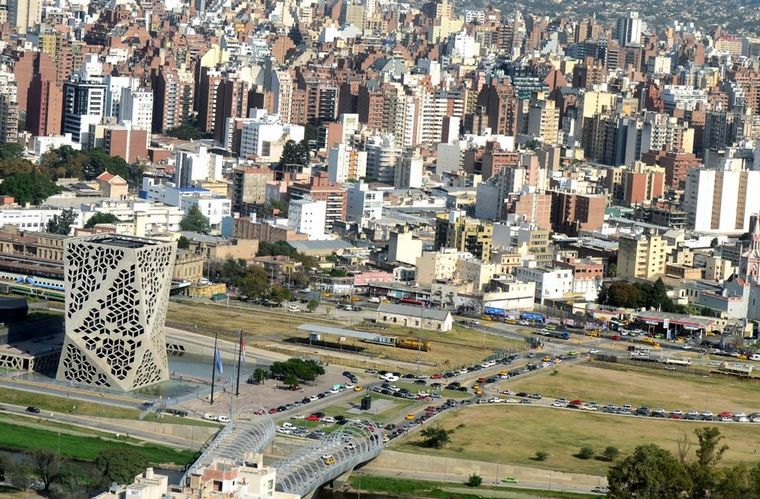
[
  {"xmin": 272, "ymin": 420, "xmax": 385, "ymax": 497},
  {"xmin": 179, "ymin": 415, "xmax": 384, "ymax": 498},
  {"xmin": 179, "ymin": 414, "xmax": 276, "ymax": 484}
]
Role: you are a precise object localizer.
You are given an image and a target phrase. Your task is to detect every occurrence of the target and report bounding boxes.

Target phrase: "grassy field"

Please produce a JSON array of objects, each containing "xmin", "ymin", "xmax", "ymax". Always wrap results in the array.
[
  {"xmin": 0, "ymin": 387, "xmax": 141, "ymax": 419},
  {"xmin": 349, "ymin": 474, "xmax": 596, "ymax": 498},
  {"xmin": 168, "ymin": 300, "xmax": 524, "ymax": 370},
  {"xmin": 0, "ymin": 387, "xmax": 218, "ymax": 426},
  {"xmin": 507, "ymin": 362, "xmax": 760, "ymax": 413},
  {"xmin": 319, "ymin": 393, "xmax": 417, "ymax": 423},
  {"xmin": 0, "ymin": 418, "xmax": 198, "ymax": 465},
  {"xmin": 393, "ymin": 405, "xmax": 760, "ymax": 475}
]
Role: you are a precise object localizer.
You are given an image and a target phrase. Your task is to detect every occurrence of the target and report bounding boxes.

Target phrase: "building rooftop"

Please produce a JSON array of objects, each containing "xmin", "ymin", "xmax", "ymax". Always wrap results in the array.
[
  {"xmin": 86, "ymin": 234, "xmax": 159, "ymax": 248},
  {"xmin": 377, "ymin": 303, "xmax": 451, "ymax": 321}
]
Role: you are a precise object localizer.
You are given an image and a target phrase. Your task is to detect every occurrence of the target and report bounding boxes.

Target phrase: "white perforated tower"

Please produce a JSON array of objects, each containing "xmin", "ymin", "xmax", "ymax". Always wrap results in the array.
[{"xmin": 56, "ymin": 234, "xmax": 176, "ymax": 391}]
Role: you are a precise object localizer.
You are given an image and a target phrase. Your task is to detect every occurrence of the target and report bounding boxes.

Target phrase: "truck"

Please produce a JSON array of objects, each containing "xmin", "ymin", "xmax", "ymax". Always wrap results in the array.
[{"xmin": 520, "ymin": 312, "xmax": 545, "ymax": 323}]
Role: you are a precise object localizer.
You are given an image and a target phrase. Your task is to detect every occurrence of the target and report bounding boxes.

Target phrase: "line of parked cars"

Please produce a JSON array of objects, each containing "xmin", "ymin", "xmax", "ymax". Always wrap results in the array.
[
  {"xmin": 549, "ymin": 399, "xmax": 760, "ymax": 423},
  {"xmin": 266, "ymin": 372, "xmax": 361, "ymax": 415}
]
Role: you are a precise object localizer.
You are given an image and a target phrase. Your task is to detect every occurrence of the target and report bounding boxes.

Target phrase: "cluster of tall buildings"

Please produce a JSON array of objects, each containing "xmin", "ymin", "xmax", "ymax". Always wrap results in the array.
[{"xmin": 0, "ymin": 0, "xmax": 760, "ymax": 335}]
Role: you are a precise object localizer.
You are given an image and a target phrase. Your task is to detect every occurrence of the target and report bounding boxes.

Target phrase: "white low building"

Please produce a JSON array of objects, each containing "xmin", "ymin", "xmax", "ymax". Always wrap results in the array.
[
  {"xmin": 0, "ymin": 206, "xmax": 83, "ymax": 232},
  {"xmin": 514, "ymin": 265, "xmax": 574, "ymax": 305},
  {"xmin": 377, "ymin": 303, "xmax": 453, "ymax": 332}
]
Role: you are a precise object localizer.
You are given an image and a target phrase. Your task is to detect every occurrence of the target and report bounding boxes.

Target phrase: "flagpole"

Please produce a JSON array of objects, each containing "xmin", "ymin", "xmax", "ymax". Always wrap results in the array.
[
  {"xmin": 235, "ymin": 330, "xmax": 243, "ymax": 397},
  {"xmin": 210, "ymin": 333, "xmax": 218, "ymax": 405}
]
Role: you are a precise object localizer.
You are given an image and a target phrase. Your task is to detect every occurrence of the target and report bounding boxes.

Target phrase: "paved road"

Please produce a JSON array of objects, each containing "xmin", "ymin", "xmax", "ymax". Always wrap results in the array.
[{"xmin": 0, "ymin": 403, "xmax": 209, "ymax": 449}]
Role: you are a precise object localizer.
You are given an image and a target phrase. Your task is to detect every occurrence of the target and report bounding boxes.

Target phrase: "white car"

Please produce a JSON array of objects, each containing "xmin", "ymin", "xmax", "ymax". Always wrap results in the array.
[
  {"xmin": 345, "ymin": 383, "xmax": 355, "ymax": 390},
  {"xmin": 488, "ymin": 397, "xmax": 504, "ymax": 404},
  {"xmin": 552, "ymin": 399, "xmax": 568, "ymax": 407},
  {"xmin": 588, "ymin": 349, "xmax": 600, "ymax": 354},
  {"xmin": 282, "ymin": 422, "xmax": 296, "ymax": 429},
  {"xmin": 505, "ymin": 398, "xmax": 520, "ymax": 403},
  {"xmin": 321, "ymin": 416, "xmax": 337, "ymax": 424},
  {"xmin": 203, "ymin": 413, "xmax": 216, "ymax": 421},
  {"xmin": 329, "ymin": 388, "xmax": 340, "ymax": 394},
  {"xmin": 276, "ymin": 427, "xmax": 292, "ymax": 434},
  {"xmin": 292, "ymin": 414, "xmax": 306, "ymax": 420},
  {"xmin": 288, "ymin": 305, "xmax": 301, "ymax": 312},
  {"xmin": 217, "ymin": 415, "xmax": 230, "ymax": 424},
  {"xmin": 380, "ymin": 373, "xmax": 399, "ymax": 382}
]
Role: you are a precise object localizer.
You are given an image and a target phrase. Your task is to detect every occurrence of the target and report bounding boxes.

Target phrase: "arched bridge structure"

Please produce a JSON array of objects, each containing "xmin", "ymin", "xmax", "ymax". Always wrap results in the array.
[{"xmin": 272, "ymin": 420, "xmax": 385, "ymax": 497}]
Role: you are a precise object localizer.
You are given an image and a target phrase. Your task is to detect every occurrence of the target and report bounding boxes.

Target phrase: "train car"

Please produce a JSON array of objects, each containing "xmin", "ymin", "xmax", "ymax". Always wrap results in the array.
[{"xmin": 396, "ymin": 337, "xmax": 430, "ymax": 352}]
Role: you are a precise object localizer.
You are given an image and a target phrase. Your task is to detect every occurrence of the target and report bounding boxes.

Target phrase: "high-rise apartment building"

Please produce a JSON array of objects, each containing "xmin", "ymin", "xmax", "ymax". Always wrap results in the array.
[
  {"xmin": 365, "ymin": 134, "xmax": 401, "ymax": 184},
  {"xmin": 0, "ymin": 70, "xmax": 18, "ymax": 144},
  {"xmin": 118, "ymin": 87, "xmax": 153, "ymax": 140},
  {"xmin": 151, "ymin": 68, "xmax": 195, "ymax": 133},
  {"xmin": 27, "ymin": 75, "xmax": 62, "ymax": 136},
  {"xmin": 8, "ymin": 0, "xmax": 40, "ymax": 34},
  {"xmin": 684, "ymin": 167, "xmax": 760, "ymax": 233},
  {"xmin": 434, "ymin": 210, "xmax": 493, "ymax": 262},
  {"xmin": 56, "ymin": 235, "xmax": 176, "ymax": 391},
  {"xmin": 327, "ymin": 143, "xmax": 367, "ymax": 183},
  {"xmin": 550, "ymin": 191, "xmax": 606, "ymax": 236},
  {"xmin": 616, "ymin": 11, "xmax": 642, "ymax": 45},
  {"xmin": 288, "ymin": 173, "xmax": 346, "ymax": 232},
  {"xmin": 62, "ymin": 78, "xmax": 106, "ymax": 144},
  {"xmin": 618, "ymin": 233, "xmax": 667, "ymax": 279},
  {"xmin": 232, "ymin": 166, "xmax": 274, "ymax": 214}
]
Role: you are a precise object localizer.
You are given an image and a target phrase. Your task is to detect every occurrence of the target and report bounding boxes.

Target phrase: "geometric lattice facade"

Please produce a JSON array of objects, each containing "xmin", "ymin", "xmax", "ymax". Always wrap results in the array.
[{"xmin": 56, "ymin": 235, "xmax": 176, "ymax": 391}]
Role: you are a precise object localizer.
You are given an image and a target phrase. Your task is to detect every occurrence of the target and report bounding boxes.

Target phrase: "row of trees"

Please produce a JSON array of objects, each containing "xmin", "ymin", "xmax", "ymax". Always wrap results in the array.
[
  {"xmin": 0, "ymin": 145, "xmax": 139, "ymax": 206},
  {"xmin": 0, "ymin": 447, "xmax": 151, "ymax": 498},
  {"xmin": 597, "ymin": 278, "xmax": 684, "ymax": 313},
  {"xmin": 608, "ymin": 427, "xmax": 760, "ymax": 497}
]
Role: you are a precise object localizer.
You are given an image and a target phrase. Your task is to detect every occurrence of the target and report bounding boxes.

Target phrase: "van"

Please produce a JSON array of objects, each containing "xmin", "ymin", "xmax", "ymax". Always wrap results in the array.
[{"xmin": 751, "ymin": 354, "xmax": 760, "ymax": 362}]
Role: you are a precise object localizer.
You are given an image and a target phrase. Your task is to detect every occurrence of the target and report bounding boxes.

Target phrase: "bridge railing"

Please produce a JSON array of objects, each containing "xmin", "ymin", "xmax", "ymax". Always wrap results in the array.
[
  {"xmin": 273, "ymin": 420, "xmax": 385, "ymax": 497},
  {"xmin": 179, "ymin": 413, "xmax": 275, "ymax": 484}
]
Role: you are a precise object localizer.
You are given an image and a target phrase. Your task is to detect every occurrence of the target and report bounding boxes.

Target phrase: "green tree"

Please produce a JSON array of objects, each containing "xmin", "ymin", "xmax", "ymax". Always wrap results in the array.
[
  {"xmin": 269, "ymin": 358, "xmax": 325, "ymax": 383},
  {"xmin": 180, "ymin": 206, "xmax": 211, "ymax": 234},
  {"xmin": 607, "ymin": 263, "xmax": 617, "ymax": 278},
  {"xmin": 284, "ymin": 373, "xmax": 300, "ymax": 390},
  {"xmin": 0, "ymin": 142, "xmax": 23, "ymax": 160},
  {"xmin": 690, "ymin": 426, "xmax": 728, "ymax": 498},
  {"xmin": 0, "ymin": 170, "xmax": 60, "ymax": 205},
  {"xmin": 307, "ymin": 299, "xmax": 319, "ymax": 312},
  {"xmin": 164, "ymin": 124, "xmax": 206, "ymax": 140},
  {"xmin": 95, "ymin": 448, "xmax": 149, "ymax": 486},
  {"xmin": 608, "ymin": 444, "xmax": 690, "ymax": 498},
  {"xmin": 715, "ymin": 464, "xmax": 757, "ymax": 498},
  {"xmin": 7, "ymin": 458, "xmax": 33, "ymax": 493},
  {"xmin": 177, "ymin": 235, "xmax": 191, "ymax": 249},
  {"xmin": 237, "ymin": 265, "xmax": 269, "ymax": 300},
  {"xmin": 269, "ymin": 285, "xmax": 292, "ymax": 303},
  {"xmin": 466, "ymin": 473, "xmax": 482, "ymax": 487},
  {"xmin": 278, "ymin": 140, "xmax": 308, "ymax": 168},
  {"xmin": 46, "ymin": 208, "xmax": 77, "ymax": 235},
  {"xmin": 330, "ymin": 268, "xmax": 348, "ymax": 277},
  {"xmin": 252, "ymin": 368, "xmax": 268, "ymax": 384},
  {"xmin": 84, "ymin": 212, "xmax": 120, "ymax": 228},
  {"xmin": 30, "ymin": 449, "xmax": 65, "ymax": 491},
  {"xmin": 419, "ymin": 425, "xmax": 452, "ymax": 449},
  {"xmin": 209, "ymin": 257, "xmax": 248, "ymax": 284},
  {"xmin": 577, "ymin": 446, "xmax": 595, "ymax": 459},
  {"xmin": 290, "ymin": 271, "xmax": 309, "ymax": 289},
  {"xmin": 601, "ymin": 446, "xmax": 620, "ymax": 462}
]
